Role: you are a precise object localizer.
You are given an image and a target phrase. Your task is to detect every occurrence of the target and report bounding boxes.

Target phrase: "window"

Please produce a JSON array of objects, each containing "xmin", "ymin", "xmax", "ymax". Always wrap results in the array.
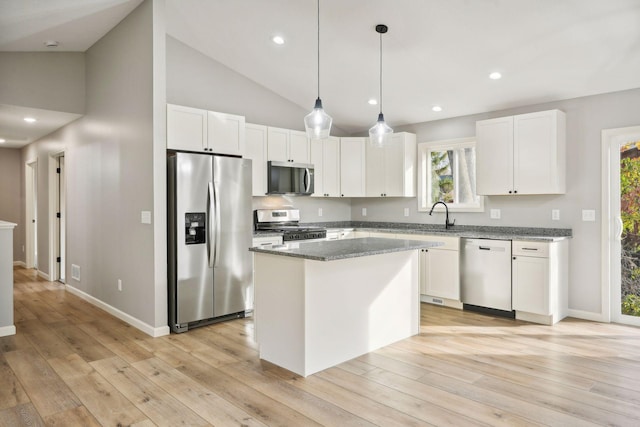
[{"xmin": 418, "ymin": 137, "xmax": 484, "ymax": 212}]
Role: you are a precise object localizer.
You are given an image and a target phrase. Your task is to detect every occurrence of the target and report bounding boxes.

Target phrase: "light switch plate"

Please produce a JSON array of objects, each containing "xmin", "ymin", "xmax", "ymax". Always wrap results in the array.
[
  {"xmin": 362, "ymin": 208, "xmax": 367, "ymax": 217},
  {"xmin": 141, "ymin": 211, "xmax": 152, "ymax": 224},
  {"xmin": 490, "ymin": 209, "xmax": 501, "ymax": 219},
  {"xmin": 552, "ymin": 209, "xmax": 560, "ymax": 221},
  {"xmin": 582, "ymin": 209, "xmax": 596, "ymax": 221}
]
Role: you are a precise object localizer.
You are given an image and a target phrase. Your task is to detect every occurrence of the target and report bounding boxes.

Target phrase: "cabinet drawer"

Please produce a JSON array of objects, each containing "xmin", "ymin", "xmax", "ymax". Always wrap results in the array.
[
  {"xmin": 252, "ymin": 236, "xmax": 283, "ymax": 247},
  {"xmin": 513, "ymin": 241, "xmax": 549, "ymax": 258}
]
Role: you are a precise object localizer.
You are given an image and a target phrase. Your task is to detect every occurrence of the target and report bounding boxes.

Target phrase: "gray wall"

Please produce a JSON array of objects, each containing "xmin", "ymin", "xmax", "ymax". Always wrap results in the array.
[
  {"xmin": 0, "ymin": 148, "xmax": 22, "ymax": 260},
  {"xmin": 166, "ymin": 35, "xmax": 349, "ymax": 136},
  {"xmin": 20, "ymin": 0, "xmax": 164, "ymax": 330},
  {"xmin": 351, "ymin": 88, "xmax": 640, "ymax": 316},
  {"xmin": 0, "ymin": 52, "xmax": 85, "ymax": 113},
  {"xmin": 252, "ymin": 196, "xmax": 351, "ymax": 223}
]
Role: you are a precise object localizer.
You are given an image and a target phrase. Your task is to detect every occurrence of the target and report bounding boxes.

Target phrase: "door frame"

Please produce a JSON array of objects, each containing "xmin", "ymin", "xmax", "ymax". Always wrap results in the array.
[
  {"xmin": 25, "ymin": 159, "xmax": 38, "ymax": 269},
  {"xmin": 48, "ymin": 151, "xmax": 65, "ymax": 282},
  {"xmin": 601, "ymin": 125, "xmax": 640, "ymax": 325}
]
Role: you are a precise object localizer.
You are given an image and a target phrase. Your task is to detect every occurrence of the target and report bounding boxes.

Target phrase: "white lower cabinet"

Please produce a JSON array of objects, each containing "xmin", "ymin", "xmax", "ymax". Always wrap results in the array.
[{"xmin": 512, "ymin": 240, "xmax": 568, "ymax": 325}]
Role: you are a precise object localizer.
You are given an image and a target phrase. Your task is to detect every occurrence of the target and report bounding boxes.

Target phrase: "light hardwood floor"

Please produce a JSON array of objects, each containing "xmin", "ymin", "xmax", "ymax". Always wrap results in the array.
[{"xmin": 2, "ymin": 266, "xmax": 640, "ymax": 426}]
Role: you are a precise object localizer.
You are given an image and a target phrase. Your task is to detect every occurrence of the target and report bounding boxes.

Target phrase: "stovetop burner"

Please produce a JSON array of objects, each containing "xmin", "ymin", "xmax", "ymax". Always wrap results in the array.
[{"xmin": 254, "ymin": 209, "xmax": 326, "ymax": 241}]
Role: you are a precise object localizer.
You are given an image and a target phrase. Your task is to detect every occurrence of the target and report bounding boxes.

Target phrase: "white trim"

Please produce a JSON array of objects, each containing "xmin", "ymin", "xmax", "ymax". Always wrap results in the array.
[
  {"xmin": 37, "ymin": 270, "xmax": 50, "ymax": 281},
  {"xmin": 0, "ymin": 325, "xmax": 16, "ymax": 337},
  {"xmin": 13, "ymin": 261, "xmax": 26, "ymax": 267},
  {"xmin": 601, "ymin": 125, "xmax": 640, "ymax": 325},
  {"xmin": 567, "ymin": 308, "xmax": 608, "ymax": 323},
  {"xmin": 65, "ymin": 284, "xmax": 170, "ymax": 337}
]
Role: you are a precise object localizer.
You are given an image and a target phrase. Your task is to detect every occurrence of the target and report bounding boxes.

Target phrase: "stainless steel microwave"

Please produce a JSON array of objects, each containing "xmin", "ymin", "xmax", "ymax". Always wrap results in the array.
[{"xmin": 267, "ymin": 161, "xmax": 314, "ymax": 196}]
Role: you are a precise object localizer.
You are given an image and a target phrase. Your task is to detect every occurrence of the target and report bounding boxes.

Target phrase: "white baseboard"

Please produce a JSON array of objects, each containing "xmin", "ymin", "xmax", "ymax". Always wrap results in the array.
[
  {"xmin": 567, "ymin": 308, "xmax": 607, "ymax": 322},
  {"xmin": 37, "ymin": 270, "xmax": 50, "ymax": 281},
  {"xmin": 13, "ymin": 261, "xmax": 26, "ymax": 267},
  {"xmin": 64, "ymin": 285, "xmax": 170, "ymax": 337},
  {"xmin": 0, "ymin": 325, "xmax": 16, "ymax": 337}
]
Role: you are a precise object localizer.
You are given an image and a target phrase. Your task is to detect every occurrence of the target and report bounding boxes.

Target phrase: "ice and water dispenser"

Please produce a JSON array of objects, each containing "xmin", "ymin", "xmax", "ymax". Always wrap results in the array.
[{"xmin": 185, "ymin": 212, "xmax": 206, "ymax": 245}]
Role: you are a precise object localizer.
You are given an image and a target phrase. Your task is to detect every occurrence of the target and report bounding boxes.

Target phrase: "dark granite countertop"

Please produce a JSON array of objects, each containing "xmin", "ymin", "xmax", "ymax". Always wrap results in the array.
[
  {"xmin": 254, "ymin": 221, "xmax": 571, "ymax": 242},
  {"xmin": 249, "ymin": 237, "xmax": 442, "ymax": 261}
]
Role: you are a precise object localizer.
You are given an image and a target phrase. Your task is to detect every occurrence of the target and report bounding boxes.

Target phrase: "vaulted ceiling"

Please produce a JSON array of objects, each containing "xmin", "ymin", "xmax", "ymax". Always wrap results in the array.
[{"xmin": 2, "ymin": 0, "xmax": 640, "ymax": 147}]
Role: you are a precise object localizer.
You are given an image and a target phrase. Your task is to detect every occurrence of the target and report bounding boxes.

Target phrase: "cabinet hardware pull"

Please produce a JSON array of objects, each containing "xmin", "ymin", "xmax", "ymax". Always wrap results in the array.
[
  {"xmin": 522, "ymin": 248, "xmax": 538, "ymax": 251},
  {"xmin": 479, "ymin": 246, "xmax": 491, "ymax": 250}
]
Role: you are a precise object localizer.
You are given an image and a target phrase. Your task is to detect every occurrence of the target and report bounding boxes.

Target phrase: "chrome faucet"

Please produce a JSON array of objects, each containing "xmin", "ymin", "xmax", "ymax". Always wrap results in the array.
[{"xmin": 429, "ymin": 201, "xmax": 455, "ymax": 229}]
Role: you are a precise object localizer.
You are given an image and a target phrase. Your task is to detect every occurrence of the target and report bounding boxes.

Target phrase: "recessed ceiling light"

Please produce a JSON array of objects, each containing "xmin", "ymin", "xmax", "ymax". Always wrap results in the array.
[
  {"xmin": 24, "ymin": 117, "xmax": 37, "ymax": 123},
  {"xmin": 44, "ymin": 40, "xmax": 59, "ymax": 48},
  {"xmin": 489, "ymin": 72, "xmax": 502, "ymax": 80},
  {"xmin": 432, "ymin": 105, "xmax": 443, "ymax": 112},
  {"xmin": 0, "ymin": 138, "xmax": 6, "ymax": 143},
  {"xmin": 368, "ymin": 99, "xmax": 378, "ymax": 105},
  {"xmin": 272, "ymin": 36, "xmax": 285, "ymax": 45}
]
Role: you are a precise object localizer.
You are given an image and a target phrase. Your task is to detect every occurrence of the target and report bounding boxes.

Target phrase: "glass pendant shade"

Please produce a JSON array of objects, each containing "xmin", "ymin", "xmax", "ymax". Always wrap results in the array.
[
  {"xmin": 369, "ymin": 112, "xmax": 393, "ymax": 146},
  {"xmin": 305, "ymin": 97, "xmax": 332, "ymax": 139}
]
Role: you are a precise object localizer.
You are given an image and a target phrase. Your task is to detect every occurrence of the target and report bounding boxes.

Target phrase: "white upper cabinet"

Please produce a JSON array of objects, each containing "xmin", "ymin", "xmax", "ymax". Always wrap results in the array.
[
  {"xmin": 365, "ymin": 132, "xmax": 417, "ymax": 197},
  {"xmin": 167, "ymin": 104, "xmax": 207, "ymax": 152},
  {"xmin": 245, "ymin": 123, "xmax": 268, "ymax": 196},
  {"xmin": 167, "ymin": 104, "xmax": 245, "ymax": 156},
  {"xmin": 311, "ymin": 136, "xmax": 340, "ymax": 197},
  {"xmin": 207, "ymin": 111, "xmax": 245, "ymax": 156},
  {"xmin": 267, "ymin": 127, "xmax": 310, "ymax": 163},
  {"xmin": 476, "ymin": 109, "xmax": 566, "ymax": 195},
  {"xmin": 340, "ymin": 137, "xmax": 366, "ymax": 197}
]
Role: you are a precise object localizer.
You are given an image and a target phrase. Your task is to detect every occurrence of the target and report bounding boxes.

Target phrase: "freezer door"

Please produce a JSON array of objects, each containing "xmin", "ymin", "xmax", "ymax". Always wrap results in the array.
[
  {"xmin": 212, "ymin": 156, "xmax": 253, "ymax": 317},
  {"xmin": 174, "ymin": 152, "xmax": 215, "ymax": 325}
]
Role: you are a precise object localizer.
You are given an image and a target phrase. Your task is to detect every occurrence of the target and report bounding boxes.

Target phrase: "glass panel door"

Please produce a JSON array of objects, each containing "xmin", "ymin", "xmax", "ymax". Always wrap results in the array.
[{"xmin": 619, "ymin": 141, "xmax": 640, "ymax": 320}]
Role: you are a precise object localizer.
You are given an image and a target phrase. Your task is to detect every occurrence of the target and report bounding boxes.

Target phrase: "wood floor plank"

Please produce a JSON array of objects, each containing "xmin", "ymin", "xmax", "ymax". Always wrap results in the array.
[
  {"xmin": 42, "ymin": 405, "xmax": 102, "ymax": 427},
  {"xmin": 49, "ymin": 322, "xmax": 116, "ymax": 362},
  {"xmin": 133, "ymin": 356, "xmax": 269, "ymax": 427},
  {"xmin": 4, "ymin": 348, "xmax": 81, "ymax": 418},
  {"xmin": 49, "ymin": 353, "xmax": 149, "ymax": 426},
  {"xmin": 0, "ymin": 353, "xmax": 30, "ymax": 411},
  {"xmin": 0, "ymin": 403, "xmax": 45, "ymax": 427},
  {"xmin": 91, "ymin": 356, "xmax": 209, "ymax": 427},
  {"xmin": 77, "ymin": 321, "xmax": 153, "ymax": 363}
]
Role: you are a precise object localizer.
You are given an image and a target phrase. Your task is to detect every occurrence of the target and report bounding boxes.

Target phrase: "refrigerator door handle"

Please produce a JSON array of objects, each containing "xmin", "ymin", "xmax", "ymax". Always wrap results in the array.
[
  {"xmin": 304, "ymin": 168, "xmax": 311, "ymax": 193},
  {"xmin": 213, "ymin": 181, "xmax": 222, "ymax": 267},
  {"xmin": 208, "ymin": 182, "xmax": 215, "ymax": 268}
]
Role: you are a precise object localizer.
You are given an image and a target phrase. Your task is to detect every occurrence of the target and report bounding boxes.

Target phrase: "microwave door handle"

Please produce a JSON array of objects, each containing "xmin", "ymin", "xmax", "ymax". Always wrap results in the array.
[
  {"xmin": 304, "ymin": 168, "xmax": 310, "ymax": 193},
  {"xmin": 208, "ymin": 182, "xmax": 215, "ymax": 268},
  {"xmin": 213, "ymin": 181, "xmax": 221, "ymax": 267}
]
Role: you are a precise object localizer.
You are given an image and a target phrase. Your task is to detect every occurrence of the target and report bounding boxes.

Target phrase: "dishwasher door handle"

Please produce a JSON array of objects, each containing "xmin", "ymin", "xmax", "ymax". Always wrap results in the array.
[{"xmin": 479, "ymin": 246, "xmax": 492, "ymax": 250}]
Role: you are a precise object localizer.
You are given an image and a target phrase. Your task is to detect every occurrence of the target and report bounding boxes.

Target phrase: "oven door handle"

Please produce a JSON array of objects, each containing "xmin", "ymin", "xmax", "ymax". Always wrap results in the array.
[{"xmin": 304, "ymin": 168, "xmax": 311, "ymax": 193}]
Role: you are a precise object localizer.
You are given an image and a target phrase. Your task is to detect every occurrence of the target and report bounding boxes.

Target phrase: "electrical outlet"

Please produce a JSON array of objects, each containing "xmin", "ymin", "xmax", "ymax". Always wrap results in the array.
[
  {"xmin": 582, "ymin": 209, "xmax": 596, "ymax": 221},
  {"xmin": 552, "ymin": 209, "xmax": 560, "ymax": 221},
  {"xmin": 490, "ymin": 209, "xmax": 501, "ymax": 219},
  {"xmin": 404, "ymin": 208, "xmax": 410, "ymax": 217},
  {"xmin": 362, "ymin": 208, "xmax": 367, "ymax": 217},
  {"xmin": 318, "ymin": 208, "xmax": 323, "ymax": 217},
  {"xmin": 141, "ymin": 210, "xmax": 152, "ymax": 224},
  {"xmin": 118, "ymin": 279, "xmax": 122, "ymax": 291},
  {"xmin": 22, "ymin": 245, "xmax": 25, "ymax": 253}
]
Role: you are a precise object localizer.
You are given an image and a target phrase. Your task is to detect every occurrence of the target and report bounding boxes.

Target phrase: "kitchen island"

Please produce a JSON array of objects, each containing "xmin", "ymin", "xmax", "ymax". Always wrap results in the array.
[{"xmin": 250, "ymin": 237, "xmax": 441, "ymax": 377}]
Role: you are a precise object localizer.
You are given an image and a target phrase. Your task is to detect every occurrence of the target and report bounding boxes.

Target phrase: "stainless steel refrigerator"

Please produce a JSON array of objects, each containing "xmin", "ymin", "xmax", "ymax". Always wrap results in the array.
[{"xmin": 168, "ymin": 152, "xmax": 253, "ymax": 333}]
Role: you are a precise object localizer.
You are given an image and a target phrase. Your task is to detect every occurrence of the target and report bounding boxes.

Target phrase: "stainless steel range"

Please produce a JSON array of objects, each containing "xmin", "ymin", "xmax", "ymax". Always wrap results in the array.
[{"xmin": 254, "ymin": 209, "xmax": 326, "ymax": 242}]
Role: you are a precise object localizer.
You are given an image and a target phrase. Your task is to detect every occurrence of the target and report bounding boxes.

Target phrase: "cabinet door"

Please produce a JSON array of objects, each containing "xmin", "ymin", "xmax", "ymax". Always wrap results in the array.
[
  {"xmin": 514, "ymin": 110, "xmax": 564, "ymax": 194},
  {"xmin": 365, "ymin": 141, "xmax": 386, "ymax": 196},
  {"xmin": 289, "ymin": 130, "xmax": 310, "ymax": 163},
  {"xmin": 340, "ymin": 137, "xmax": 366, "ymax": 197},
  {"xmin": 323, "ymin": 137, "xmax": 341, "ymax": 197},
  {"xmin": 512, "ymin": 256, "xmax": 550, "ymax": 315},
  {"xmin": 167, "ymin": 104, "xmax": 207, "ymax": 152},
  {"xmin": 310, "ymin": 139, "xmax": 324, "ymax": 197},
  {"xmin": 384, "ymin": 135, "xmax": 406, "ymax": 197},
  {"xmin": 245, "ymin": 124, "xmax": 268, "ymax": 196},
  {"xmin": 476, "ymin": 116, "xmax": 514, "ymax": 195},
  {"xmin": 207, "ymin": 111, "xmax": 245, "ymax": 156},
  {"xmin": 424, "ymin": 249, "xmax": 460, "ymax": 300},
  {"xmin": 267, "ymin": 127, "xmax": 289, "ymax": 161}
]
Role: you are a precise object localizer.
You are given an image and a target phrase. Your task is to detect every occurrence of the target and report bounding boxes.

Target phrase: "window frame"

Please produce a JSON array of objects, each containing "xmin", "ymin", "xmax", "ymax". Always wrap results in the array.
[{"xmin": 417, "ymin": 137, "xmax": 485, "ymax": 213}]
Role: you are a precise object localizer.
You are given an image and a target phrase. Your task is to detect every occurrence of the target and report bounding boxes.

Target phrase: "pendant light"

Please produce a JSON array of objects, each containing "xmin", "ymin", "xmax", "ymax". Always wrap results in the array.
[
  {"xmin": 369, "ymin": 24, "xmax": 393, "ymax": 146},
  {"xmin": 304, "ymin": 0, "xmax": 332, "ymax": 140}
]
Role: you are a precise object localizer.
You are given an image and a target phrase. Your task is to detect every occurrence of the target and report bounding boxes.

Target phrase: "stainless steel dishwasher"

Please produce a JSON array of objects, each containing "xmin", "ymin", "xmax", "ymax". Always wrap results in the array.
[{"xmin": 460, "ymin": 238, "xmax": 513, "ymax": 316}]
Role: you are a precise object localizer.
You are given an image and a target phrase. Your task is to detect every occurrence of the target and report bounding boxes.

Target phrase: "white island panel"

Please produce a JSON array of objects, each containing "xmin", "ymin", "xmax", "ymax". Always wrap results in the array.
[{"xmin": 254, "ymin": 249, "xmax": 420, "ymax": 377}]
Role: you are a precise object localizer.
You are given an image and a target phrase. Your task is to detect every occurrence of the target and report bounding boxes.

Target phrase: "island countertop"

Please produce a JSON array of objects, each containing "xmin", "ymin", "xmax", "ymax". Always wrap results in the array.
[{"xmin": 249, "ymin": 237, "xmax": 442, "ymax": 261}]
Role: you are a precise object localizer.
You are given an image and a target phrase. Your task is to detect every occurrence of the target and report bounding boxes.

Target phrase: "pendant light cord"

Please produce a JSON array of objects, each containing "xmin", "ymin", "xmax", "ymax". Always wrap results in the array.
[
  {"xmin": 317, "ymin": 0, "xmax": 320, "ymax": 99},
  {"xmin": 379, "ymin": 30, "xmax": 383, "ymax": 114}
]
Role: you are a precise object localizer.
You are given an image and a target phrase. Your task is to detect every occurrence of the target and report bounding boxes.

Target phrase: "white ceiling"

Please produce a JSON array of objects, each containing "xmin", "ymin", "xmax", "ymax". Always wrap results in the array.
[{"xmin": 2, "ymin": 0, "xmax": 640, "ymax": 147}]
